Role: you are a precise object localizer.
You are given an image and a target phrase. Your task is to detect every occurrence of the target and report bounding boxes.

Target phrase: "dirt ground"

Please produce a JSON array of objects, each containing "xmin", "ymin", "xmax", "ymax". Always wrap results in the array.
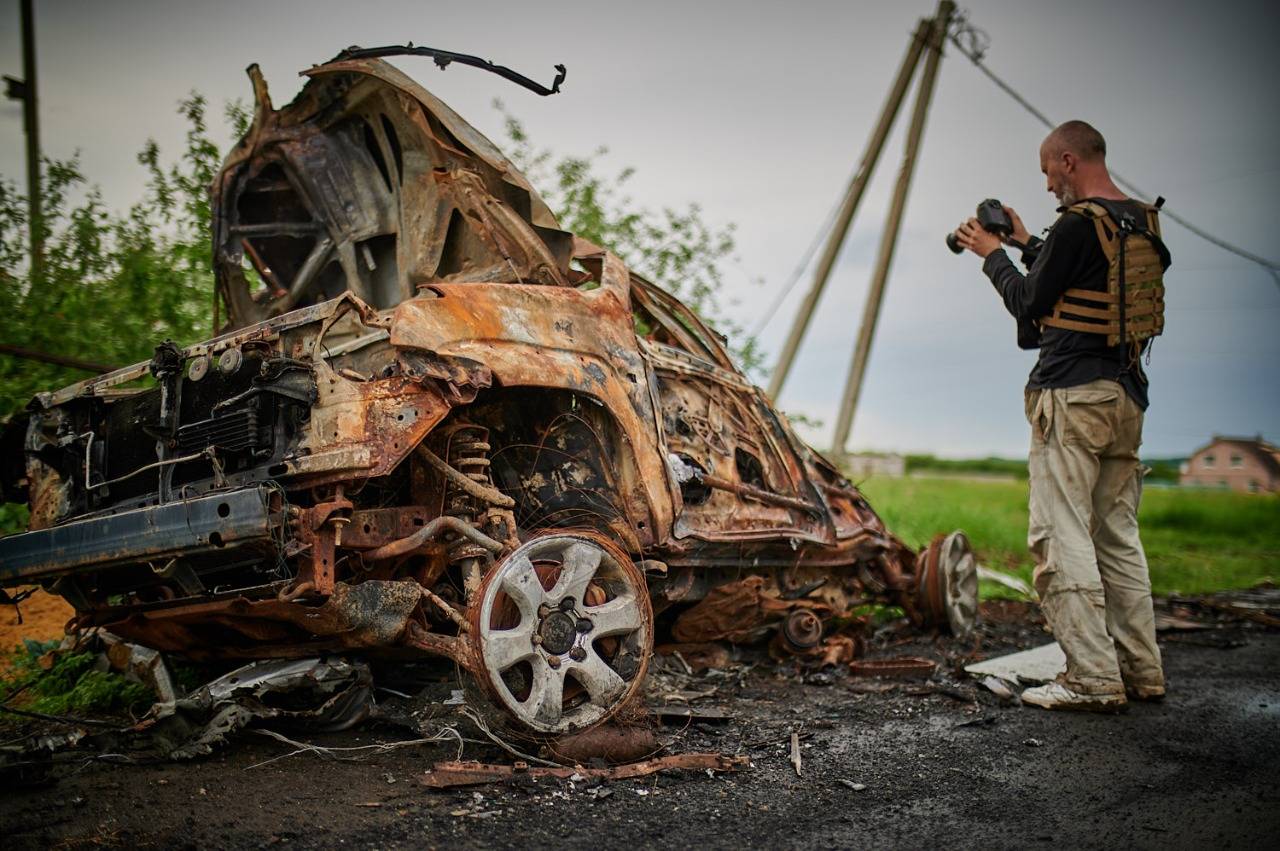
[
  {"xmin": 1, "ymin": 602, "xmax": 1277, "ymax": 850},
  {"xmin": 1, "ymin": 589, "xmax": 75, "ymax": 658}
]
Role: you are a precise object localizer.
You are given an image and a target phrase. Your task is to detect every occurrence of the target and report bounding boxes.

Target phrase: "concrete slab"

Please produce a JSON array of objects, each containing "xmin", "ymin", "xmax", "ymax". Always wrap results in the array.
[{"xmin": 964, "ymin": 641, "xmax": 1066, "ymax": 684}]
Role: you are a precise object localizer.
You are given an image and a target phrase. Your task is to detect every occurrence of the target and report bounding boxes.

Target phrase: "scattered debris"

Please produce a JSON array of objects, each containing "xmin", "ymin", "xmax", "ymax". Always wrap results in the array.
[
  {"xmin": 1023, "ymin": 738, "xmax": 1043, "ymax": 748},
  {"xmin": 976, "ymin": 566, "xmax": 1033, "ymax": 598},
  {"xmin": 137, "ymin": 657, "xmax": 375, "ymax": 760},
  {"xmin": 836, "ymin": 779, "xmax": 867, "ymax": 791},
  {"xmin": 903, "ymin": 682, "xmax": 977, "ymax": 702},
  {"xmin": 953, "ymin": 714, "xmax": 1000, "ymax": 729},
  {"xmin": 1173, "ymin": 586, "xmax": 1280, "ymax": 629},
  {"xmin": 245, "ymin": 728, "xmax": 462, "ymax": 770},
  {"xmin": 741, "ymin": 729, "xmax": 815, "ymax": 752},
  {"xmin": 789, "ymin": 731, "xmax": 802, "ymax": 777},
  {"xmin": 849, "ymin": 657, "xmax": 937, "ymax": 679},
  {"xmin": 655, "ymin": 685, "xmax": 720, "ymax": 703},
  {"xmin": 98, "ymin": 632, "xmax": 179, "ymax": 705},
  {"xmin": 1161, "ymin": 632, "xmax": 1249, "ymax": 650},
  {"xmin": 420, "ymin": 753, "xmax": 749, "ymax": 789},
  {"xmin": 652, "ymin": 705, "xmax": 734, "ymax": 725},
  {"xmin": 975, "ymin": 676, "xmax": 1020, "ymax": 704},
  {"xmin": 775, "ymin": 633, "xmax": 863, "ymax": 669},
  {"xmin": 848, "ymin": 680, "xmax": 897, "ymax": 694},
  {"xmin": 964, "ymin": 642, "xmax": 1065, "ymax": 685},
  {"xmin": 673, "ymin": 577, "xmax": 827, "ymax": 646},
  {"xmin": 1154, "ymin": 613, "xmax": 1213, "ymax": 631},
  {"xmin": 543, "ymin": 723, "xmax": 663, "ymax": 766},
  {"xmin": 654, "ymin": 643, "xmax": 733, "ymax": 673}
]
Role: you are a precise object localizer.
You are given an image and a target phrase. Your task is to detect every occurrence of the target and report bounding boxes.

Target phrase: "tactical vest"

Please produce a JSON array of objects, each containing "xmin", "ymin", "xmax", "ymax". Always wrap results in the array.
[{"xmin": 1040, "ymin": 199, "xmax": 1170, "ymax": 350}]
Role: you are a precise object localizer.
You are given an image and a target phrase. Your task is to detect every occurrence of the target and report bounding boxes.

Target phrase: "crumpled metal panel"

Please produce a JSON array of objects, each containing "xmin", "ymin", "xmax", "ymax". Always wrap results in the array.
[
  {"xmin": 213, "ymin": 57, "xmax": 575, "ymax": 328},
  {"xmin": 139, "ymin": 656, "xmax": 373, "ymax": 760},
  {"xmin": 90, "ymin": 580, "xmax": 424, "ymax": 660}
]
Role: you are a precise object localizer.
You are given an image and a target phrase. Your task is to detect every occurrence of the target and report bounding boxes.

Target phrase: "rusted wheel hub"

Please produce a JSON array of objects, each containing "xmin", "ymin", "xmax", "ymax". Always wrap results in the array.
[
  {"xmin": 781, "ymin": 608, "xmax": 824, "ymax": 650},
  {"xmin": 537, "ymin": 609, "xmax": 579, "ymax": 655},
  {"xmin": 916, "ymin": 530, "xmax": 979, "ymax": 637},
  {"xmin": 472, "ymin": 533, "xmax": 652, "ymax": 735}
]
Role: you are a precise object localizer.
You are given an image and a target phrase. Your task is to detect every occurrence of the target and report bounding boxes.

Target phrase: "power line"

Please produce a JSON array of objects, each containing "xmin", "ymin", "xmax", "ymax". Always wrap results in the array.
[
  {"xmin": 753, "ymin": 12, "xmax": 1278, "ymax": 344},
  {"xmin": 750, "ymin": 189, "xmax": 846, "ymax": 337},
  {"xmin": 945, "ymin": 18, "xmax": 1280, "ymax": 287}
]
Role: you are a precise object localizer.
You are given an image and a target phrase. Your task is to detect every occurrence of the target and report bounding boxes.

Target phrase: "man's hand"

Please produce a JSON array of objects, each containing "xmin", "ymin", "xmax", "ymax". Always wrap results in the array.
[
  {"xmin": 1003, "ymin": 205, "xmax": 1031, "ymax": 245},
  {"xmin": 955, "ymin": 218, "xmax": 1002, "ymax": 258}
]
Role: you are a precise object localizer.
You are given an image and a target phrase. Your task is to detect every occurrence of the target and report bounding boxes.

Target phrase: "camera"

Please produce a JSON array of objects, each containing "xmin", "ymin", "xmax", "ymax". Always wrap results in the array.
[{"xmin": 946, "ymin": 199, "xmax": 1013, "ymax": 254}]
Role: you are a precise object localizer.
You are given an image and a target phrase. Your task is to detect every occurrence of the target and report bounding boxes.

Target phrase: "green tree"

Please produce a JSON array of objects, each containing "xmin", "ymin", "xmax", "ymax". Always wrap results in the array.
[
  {"xmin": 0, "ymin": 95, "xmax": 243, "ymax": 419},
  {"xmin": 495, "ymin": 102, "xmax": 762, "ymax": 374}
]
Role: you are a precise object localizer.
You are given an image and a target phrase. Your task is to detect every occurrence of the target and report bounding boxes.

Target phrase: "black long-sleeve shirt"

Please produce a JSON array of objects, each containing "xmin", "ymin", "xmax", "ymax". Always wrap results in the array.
[{"xmin": 981, "ymin": 198, "xmax": 1158, "ymax": 410}]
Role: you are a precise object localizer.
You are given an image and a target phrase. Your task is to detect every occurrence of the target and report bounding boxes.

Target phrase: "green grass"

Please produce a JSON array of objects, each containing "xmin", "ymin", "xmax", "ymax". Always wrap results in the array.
[
  {"xmin": 0, "ymin": 502, "xmax": 28, "ymax": 537},
  {"xmin": 857, "ymin": 475, "xmax": 1279, "ymax": 597},
  {"xmin": 1, "ymin": 640, "xmax": 153, "ymax": 720},
  {"xmin": 905, "ymin": 454, "xmax": 1029, "ymax": 480},
  {"xmin": 900, "ymin": 454, "xmax": 1187, "ymax": 484}
]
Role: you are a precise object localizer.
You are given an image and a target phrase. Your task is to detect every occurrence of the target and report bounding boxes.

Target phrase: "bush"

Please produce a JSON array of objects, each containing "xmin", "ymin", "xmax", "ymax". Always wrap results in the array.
[{"xmin": 2, "ymin": 641, "xmax": 154, "ymax": 719}]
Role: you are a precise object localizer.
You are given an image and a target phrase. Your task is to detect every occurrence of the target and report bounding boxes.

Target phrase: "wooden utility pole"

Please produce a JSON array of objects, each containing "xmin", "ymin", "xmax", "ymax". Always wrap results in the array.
[
  {"xmin": 4, "ymin": 0, "xmax": 42, "ymax": 276},
  {"xmin": 828, "ymin": 0, "xmax": 953, "ymax": 457},
  {"xmin": 767, "ymin": 17, "xmax": 932, "ymax": 401}
]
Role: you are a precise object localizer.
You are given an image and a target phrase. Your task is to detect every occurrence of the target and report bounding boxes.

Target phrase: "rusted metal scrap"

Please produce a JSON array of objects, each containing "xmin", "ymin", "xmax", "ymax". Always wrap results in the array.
[
  {"xmin": 848, "ymin": 657, "xmax": 938, "ymax": 679},
  {"xmin": 0, "ymin": 50, "xmax": 982, "ymax": 741},
  {"xmin": 134, "ymin": 657, "xmax": 375, "ymax": 760},
  {"xmin": 543, "ymin": 723, "xmax": 663, "ymax": 766},
  {"xmin": 420, "ymin": 753, "xmax": 749, "ymax": 789},
  {"xmin": 1171, "ymin": 586, "xmax": 1280, "ymax": 629},
  {"xmin": 671, "ymin": 575, "xmax": 827, "ymax": 645}
]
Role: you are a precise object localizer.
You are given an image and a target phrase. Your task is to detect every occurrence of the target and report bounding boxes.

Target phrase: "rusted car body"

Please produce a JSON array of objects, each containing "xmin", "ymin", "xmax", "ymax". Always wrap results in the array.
[{"xmin": 0, "ymin": 56, "xmax": 976, "ymax": 735}]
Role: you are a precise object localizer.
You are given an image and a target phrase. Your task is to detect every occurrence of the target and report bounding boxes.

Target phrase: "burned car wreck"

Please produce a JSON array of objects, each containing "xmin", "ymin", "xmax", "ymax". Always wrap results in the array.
[{"xmin": 0, "ymin": 54, "xmax": 978, "ymax": 737}]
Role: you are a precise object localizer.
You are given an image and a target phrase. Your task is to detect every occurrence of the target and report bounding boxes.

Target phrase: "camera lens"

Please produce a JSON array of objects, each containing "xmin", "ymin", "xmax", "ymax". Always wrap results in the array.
[{"xmin": 945, "ymin": 232, "xmax": 964, "ymax": 254}]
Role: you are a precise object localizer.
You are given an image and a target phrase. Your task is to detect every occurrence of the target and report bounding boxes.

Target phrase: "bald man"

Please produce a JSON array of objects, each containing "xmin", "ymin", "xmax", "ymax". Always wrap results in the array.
[{"xmin": 954, "ymin": 120, "xmax": 1169, "ymax": 712}]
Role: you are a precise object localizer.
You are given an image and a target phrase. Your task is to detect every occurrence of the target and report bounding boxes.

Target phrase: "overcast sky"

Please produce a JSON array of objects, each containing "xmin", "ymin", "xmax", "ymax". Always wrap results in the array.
[{"xmin": 1, "ymin": 0, "xmax": 1277, "ymax": 458}]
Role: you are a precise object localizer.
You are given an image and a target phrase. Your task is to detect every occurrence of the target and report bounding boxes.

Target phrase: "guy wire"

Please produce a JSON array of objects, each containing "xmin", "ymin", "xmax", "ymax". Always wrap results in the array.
[{"xmin": 946, "ymin": 15, "xmax": 1280, "ymax": 288}]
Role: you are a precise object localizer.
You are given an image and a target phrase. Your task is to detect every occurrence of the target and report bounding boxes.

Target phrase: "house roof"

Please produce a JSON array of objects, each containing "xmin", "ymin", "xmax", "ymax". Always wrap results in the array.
[{"xmin": 1190, "ymin": 436, "xmax": 1280, "ymax": 479}]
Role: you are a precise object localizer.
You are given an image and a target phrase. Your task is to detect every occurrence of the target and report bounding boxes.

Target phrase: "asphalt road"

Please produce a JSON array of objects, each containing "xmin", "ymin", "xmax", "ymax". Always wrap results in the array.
[{"xmin": 2, "ymin": 623, "xmax": 1277, "ymax": 849}]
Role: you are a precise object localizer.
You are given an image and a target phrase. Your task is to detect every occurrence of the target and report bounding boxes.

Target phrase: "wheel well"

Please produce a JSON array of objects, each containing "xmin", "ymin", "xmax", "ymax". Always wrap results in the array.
[{"xmin": 436, "ymin": 387, "xmax": 647, "ymax": 552}]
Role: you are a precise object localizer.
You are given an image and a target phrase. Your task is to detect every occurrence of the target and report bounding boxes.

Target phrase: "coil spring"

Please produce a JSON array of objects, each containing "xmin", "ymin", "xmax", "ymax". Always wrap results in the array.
[{"xmin": 443, "ymin": 424, "xmax": 493, "ymax": 523}]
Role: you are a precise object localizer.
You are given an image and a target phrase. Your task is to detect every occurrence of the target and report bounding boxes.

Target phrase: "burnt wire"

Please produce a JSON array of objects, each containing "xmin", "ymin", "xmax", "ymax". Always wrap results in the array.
[
  {"xmin": 333, "ymin": 44, "xmax": 566, "ymax": 97},
  {"xmin": 520, "ymin": 503, "xmax": 620, "ymax": 532},
  {"xmin": 946, "ymin": 12, "xmax": 1280, "ymax": 289},
  {"xmin": 263, "ymin": 480, "xmax": 294, "ymax": 581},
  {"xmin": 489, "ymin": 413, "xmax": 628, "ymax": 527},
  {"xmin": 529, "ymin": 412, "xmax": 620, "ymax": 487},
  {"xmin": 4, "ymin": 587, "xmax": 37, "ymax": 624}
]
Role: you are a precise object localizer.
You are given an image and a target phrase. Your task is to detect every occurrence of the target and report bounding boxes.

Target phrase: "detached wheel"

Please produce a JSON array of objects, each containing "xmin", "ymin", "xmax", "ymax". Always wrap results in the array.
[
  {"xmin": 917, "ymin": 530, "xmax": 979, "ymax": 637},
  {"xmin": 471, "ymin": 533, "xmax": 652, "ymax": 736}
]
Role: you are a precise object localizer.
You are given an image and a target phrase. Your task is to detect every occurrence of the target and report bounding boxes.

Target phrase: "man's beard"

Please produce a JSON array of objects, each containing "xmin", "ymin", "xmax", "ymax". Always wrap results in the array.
[{"xmin": 1057, "ymin": 184, "xmax": 1079, "ymax": 206}]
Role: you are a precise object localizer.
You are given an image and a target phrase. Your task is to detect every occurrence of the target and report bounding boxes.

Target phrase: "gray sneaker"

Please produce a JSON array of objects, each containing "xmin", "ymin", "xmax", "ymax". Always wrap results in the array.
[{"xmin": 1020, "ymin": 681, "xmax": 1128, "ymax": 713}]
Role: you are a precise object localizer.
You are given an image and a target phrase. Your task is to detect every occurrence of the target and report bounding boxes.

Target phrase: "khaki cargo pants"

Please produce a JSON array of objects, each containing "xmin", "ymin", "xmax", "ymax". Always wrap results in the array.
[{"xmin": 1025, "ymin": 378, "xmax": 1165, "ymax": 695}]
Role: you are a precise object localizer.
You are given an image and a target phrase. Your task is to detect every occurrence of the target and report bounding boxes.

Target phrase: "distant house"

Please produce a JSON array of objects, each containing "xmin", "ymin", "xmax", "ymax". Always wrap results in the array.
[{"xmin": 1180, "ymin": 436, "xmax": 1280, "ymax": 494}]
